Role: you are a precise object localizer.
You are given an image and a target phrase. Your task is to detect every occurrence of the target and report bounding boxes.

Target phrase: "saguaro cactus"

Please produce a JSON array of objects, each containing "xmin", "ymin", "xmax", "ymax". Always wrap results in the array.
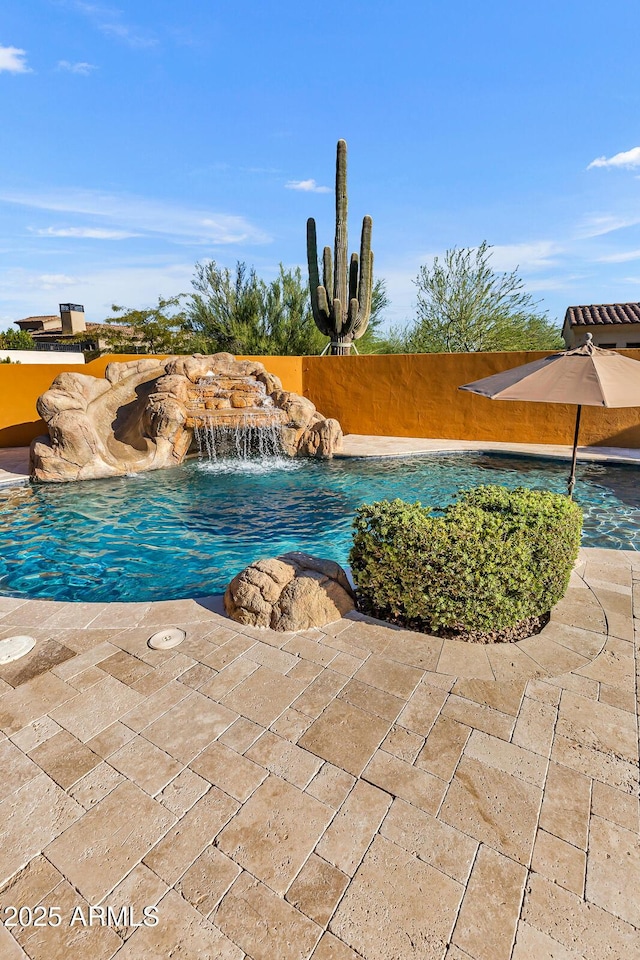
[{"xmin": 307, "ymin": 139, "xmax": 373, "ymax": 355}]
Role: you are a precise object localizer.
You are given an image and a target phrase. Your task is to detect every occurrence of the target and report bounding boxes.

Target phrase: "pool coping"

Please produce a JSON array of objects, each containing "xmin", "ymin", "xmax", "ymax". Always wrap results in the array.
[
  {"xmin": 1, "ymin": 435, "xmax": 639, "ymax": 489},
  {"xmin": 337, "ymin": 434, "xmax": 640, "ymax": 463}
]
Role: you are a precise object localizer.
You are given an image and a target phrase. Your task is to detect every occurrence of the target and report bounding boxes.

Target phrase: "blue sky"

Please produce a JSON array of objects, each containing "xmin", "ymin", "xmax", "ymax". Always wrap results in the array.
[{"xmin": 2, "ymin": 0, "xmax": 640, "ymax": 333}]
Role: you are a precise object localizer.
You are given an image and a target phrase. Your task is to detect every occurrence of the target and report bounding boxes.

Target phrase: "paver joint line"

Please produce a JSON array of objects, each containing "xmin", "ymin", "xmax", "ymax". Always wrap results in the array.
[{"xmin": 0, "ymin": 546, "xmax": 636, "ymax": 959}]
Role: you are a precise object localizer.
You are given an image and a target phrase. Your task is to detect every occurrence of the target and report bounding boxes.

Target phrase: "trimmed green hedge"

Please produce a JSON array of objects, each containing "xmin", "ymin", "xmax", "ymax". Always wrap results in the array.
[{"xmin": 349, "ymin": 485, "xmax": 583, "ymax": 633}]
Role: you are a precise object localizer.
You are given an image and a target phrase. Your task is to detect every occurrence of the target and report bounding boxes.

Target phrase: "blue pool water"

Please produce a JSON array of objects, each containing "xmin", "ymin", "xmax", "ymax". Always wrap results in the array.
[{"xmin": 0, "ymin": 452, "xmax": 638, "ymax": 602}]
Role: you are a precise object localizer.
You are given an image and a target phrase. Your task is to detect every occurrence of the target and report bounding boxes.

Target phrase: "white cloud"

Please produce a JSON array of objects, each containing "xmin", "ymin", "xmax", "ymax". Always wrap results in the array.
[
  {"xmin": 0, "ymin": 46, "xmax": 31, "ymax": 74},
  {"xmin": 99, "ymin": 21, "xmax": 155, "ymax": 47},
  {"xmin": 72, "ymin": 2, "xmax": 157, "ymax": 48},
  {"xmin": 0, "ymin": 187, "xmax": 271, "ymax": 245},
  {"xmin": 36, "ymin": 274, "xmax": 79, "ymax": 289},
  {"xmin": 594, "ymin": 248, "xmax": 640, "ymax": 264},
  {"xmin": 57, "ymin": 60, "xmax": 97, "ymax": 75},
  {"xmin": 31, "ymin": 226, "xmax": 138, "ymax": 239},
  {"xmin": 488, "ymin": 241, "xmax": 561, "ymax": 272},
  {"xmin": 575, "ymin": 214, "xmax": 640, "ymax": 239},
  {"xmin": 285, "ymin": 179, "xmax": 331, "ymax": 194},
  {"xmin": 588, "ymin": 147, "xmax": 640, "ymax": 170}
]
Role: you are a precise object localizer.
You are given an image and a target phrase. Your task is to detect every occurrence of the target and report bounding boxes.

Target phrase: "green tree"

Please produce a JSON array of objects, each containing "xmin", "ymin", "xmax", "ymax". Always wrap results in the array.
[
  {"xmin": 261, "ymin": 265, "xmax": 330, "ymax": 355},
  {"xmin": 185, "ymin": 260, "xmax": 390, "ymax": 356},
  {"xmin": 0, "ymin": 329, "xmax": 35, "ymax": 350},
  {"xmin": 102, "ymin": 262, "xmax": 391, "ymax": 358},
  {"xmin": 185, "ymin": 261, "xmax": 323, "ymax": 356},
  {"xmin": 388, "ymin": 242, "xmax": 563, "ymax": 353},
  {"xmin": 104, "ymin": 296, "xmax": 194, "ymax": 354}
]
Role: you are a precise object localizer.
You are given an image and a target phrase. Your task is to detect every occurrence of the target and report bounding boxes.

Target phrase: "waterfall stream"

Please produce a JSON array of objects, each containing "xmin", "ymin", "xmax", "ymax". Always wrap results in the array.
[
  {"xmin": 189, "ymin": 373, "xmax": 289, "ymax": 465},
  {"xmin": 192, "ymin": 414, "xmax": 285, "ymax": 462}
]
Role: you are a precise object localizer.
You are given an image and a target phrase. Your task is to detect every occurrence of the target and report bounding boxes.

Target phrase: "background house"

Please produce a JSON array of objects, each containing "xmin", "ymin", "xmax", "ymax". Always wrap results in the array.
[
  {"xmin": 562, "ymin": 303, "xmax": 640, "ymax": 349},
  {"xmin": 15, "ymin": 304, "xmax": 141, "ymax": 355}
]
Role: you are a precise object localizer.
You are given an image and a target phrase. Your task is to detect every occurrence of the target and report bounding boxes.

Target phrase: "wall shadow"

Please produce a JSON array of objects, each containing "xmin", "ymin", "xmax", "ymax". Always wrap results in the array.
[
  {"xmin": 0, "ymin": 422, "xmax": 45, "ymax": 448},
  {"xmin": 593, "ymin": 425, "xmax": 640, "ymax": 448}
]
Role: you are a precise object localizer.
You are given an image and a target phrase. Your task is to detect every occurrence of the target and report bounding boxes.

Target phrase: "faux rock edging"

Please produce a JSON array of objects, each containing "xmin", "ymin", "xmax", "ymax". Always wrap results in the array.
[{"xmin": 224, "ymin": 553, "xmax": 356, "ymax": 631}]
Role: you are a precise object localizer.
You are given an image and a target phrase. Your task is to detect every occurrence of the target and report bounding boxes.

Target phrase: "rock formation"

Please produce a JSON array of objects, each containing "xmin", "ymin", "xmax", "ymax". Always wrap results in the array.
[
  {"xmin": 30, "ymin": 353, "xmax": 343, "ymax": 483},
  {"xmin": 224, "ymin": 553, "xmax": 356, "ymax": 630}
]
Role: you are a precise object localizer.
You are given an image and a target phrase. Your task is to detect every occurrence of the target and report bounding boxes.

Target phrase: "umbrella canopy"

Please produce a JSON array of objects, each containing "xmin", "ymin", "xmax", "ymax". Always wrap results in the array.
[{"xmin": 459, "ymin": 333, "xmax": 640, "ymax": 495}]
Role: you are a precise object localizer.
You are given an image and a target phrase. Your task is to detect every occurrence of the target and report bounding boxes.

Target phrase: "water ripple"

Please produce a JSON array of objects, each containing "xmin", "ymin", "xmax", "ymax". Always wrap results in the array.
[{"xmin": 0, "ymin": 453, "xmax": 637, "ymax": 602}]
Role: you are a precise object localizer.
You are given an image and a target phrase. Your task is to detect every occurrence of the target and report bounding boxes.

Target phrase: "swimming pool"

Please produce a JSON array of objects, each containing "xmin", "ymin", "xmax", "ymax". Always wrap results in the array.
[{"xmin": 0, "ymin": 452, "xmax": 637, "ymax": 602}]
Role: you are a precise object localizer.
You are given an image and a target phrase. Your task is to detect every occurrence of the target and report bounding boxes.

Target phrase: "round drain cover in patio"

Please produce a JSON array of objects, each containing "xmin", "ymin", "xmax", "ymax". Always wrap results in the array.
[
  {"xmin": 147, "ymin": 627, "xmax": 186, "ymax": 650},
  {"xmin": 0, "ymin": 635, "xmax": 36, "ymax": 664}
]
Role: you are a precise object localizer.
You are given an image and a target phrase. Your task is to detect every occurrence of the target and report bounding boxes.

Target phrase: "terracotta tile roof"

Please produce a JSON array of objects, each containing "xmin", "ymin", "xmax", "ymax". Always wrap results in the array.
[
  {"xmin": 565, "ymin": 303, "xmax": 640, "ymax": 327},
  {"xmin": 18, "ymin": 315, "xmax": 59, "ymax": 323},
  {"xmin": 86, "ymin": 322, "xmax": 138, "ymax": 336}
]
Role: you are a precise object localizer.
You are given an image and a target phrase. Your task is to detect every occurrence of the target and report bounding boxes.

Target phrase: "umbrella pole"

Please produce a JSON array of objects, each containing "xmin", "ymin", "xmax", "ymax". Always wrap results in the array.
[{"xmin": 568, "ymin": 404, "xmax": 582, "ymax": 498}]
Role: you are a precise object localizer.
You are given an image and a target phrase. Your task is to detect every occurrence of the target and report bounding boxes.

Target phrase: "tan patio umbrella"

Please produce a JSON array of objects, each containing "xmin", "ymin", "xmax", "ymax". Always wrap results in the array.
[{"xmin": 458, "ymin": 333, "xmax": 640, "ymax": 497}]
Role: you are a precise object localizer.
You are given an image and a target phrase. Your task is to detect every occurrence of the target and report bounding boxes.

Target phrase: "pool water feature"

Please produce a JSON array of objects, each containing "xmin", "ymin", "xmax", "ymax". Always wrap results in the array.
[
  {"xmin": 192, "ymin": 416, "xmax": 285, "ymax": 461},
  {"xmin": 0, "ymin": 452, "xmax": 638, "ymax": 603},
  {"xmin": 189, "ymin": 371, "xmax": 287, "ymax": 460}
]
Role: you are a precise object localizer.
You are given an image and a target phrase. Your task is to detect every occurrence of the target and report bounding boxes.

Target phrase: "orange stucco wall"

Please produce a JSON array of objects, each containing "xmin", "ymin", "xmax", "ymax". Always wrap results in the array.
[
  {"xmin": 302, "ymin": 351, "xmax": 640, "ymax": 448},
  {"xmin": 2, "ymin": 349, "xmax": 640, "ymax": 450},
  {"xmin": 0, "ymin": 354, "xmax": 304, "ymax": 448}
]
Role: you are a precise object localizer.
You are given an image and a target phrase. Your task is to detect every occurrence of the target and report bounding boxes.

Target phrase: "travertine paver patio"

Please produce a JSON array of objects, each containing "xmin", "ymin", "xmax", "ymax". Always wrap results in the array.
[{"xmin": 0, "ymin": 546, "xmax": 637, "ymax": 959}]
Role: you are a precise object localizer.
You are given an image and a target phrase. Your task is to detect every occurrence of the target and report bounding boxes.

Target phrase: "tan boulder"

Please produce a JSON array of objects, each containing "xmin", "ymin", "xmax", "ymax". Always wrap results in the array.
[
  {"xmin": 36, "ymin": 372, "xmax": 112, "ymax": 421},
  {"xmin": 144, "ymin": 396, "xmax": 186, "ymax": 442},
  {"xmin": 36, "ymin": 389, "xmax": 86, "ymax": 421},
  {"xmin": 298, "ymin": 418, "xmax": 343, "ymax": 458},
  {"xmin": 270, "ymin": 390, "xmax": 316, "ymax": 428},
  {"xmin": 254, "ymin": 370, "xmax": 283, "ymax": 394},
  {"xmin": 105, "ymin": 358, "xmax": 166, "ymax": 384},
  {"xmin": 153, "ymin": 374, "xmax": 190, "ymax": 403},
  {"xmin": 52, "ymin": 371, "xmax": 112, "ymax": 404},
  {"xmin": 166, "ymin": 353, "xmax": 237, "ymax": 382},
  {"xmin": 224, "ymin": 552, "xmax": 355, "ymax": 630},
  {"xmin": 30, "ymin": 437, "xmax": 81, "ymax": 483},
  {"xmin": 31, "ymin": 353, "xmax": 344, "ymax": 483},
  {"xmin": 48, "ymin": 411, "xmax": 104, "ymax": 467}
]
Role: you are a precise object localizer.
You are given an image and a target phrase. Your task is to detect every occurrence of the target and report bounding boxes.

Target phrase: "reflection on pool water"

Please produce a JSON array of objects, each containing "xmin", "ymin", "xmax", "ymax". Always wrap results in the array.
[{"xmin": 0, "ymin": 452, "xmax": 638, "ymax": 602}]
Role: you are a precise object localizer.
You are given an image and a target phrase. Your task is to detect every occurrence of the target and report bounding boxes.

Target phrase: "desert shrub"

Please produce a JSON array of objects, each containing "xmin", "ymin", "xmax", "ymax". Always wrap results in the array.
[
  {"xmin": 0, "ymin": 329, "xmax": 34, "ymax": 350},
  {"xmin": 349, "ymin": 485, "xmax": 582, "ymax": 633}
]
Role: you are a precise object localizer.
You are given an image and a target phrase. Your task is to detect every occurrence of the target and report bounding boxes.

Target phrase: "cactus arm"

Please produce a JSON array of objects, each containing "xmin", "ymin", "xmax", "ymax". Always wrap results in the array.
[
  {"xmin": 307, "ymin": 217, "xmax": 332, "ymax": 335},
  {"xmin": 354, "ymin": 218, "xmax": 373, "ymax": 338},
  {"xmin": 345, "ymin": 297, "xmax": 360, "ymax": 335},
  {"xmin": 354, "ymin": 251, "xmax": 373, "ymax": 339},
  {"xmin": 317, "ymin": 286, "xmax": 330, "ymax": 315},
  {"xmin": 349, "ymin": 252, "xmax": 359, "ymax": 303},
  {"xmin": 316, "ymin": 291, "xmax": 332, "ymax": 336},
  {"xmin": 307, "ymin": 218, "xmax": 319, "ymax": 287},
  {"xmin": 332, "ymin": 298, "xmax": 344, "ymax": 335},
  {"xmin": 323, "ymin": 246, "xmax": 333, "ymax": 296},
  {"xmin": 334, "ymin": 139, "xmax": 348, "ymax": 325},
  {"xmin": 306, "ymin": 218, "xmax": 321, "ymax": 319},
  {"xmin": 344, "ymin": 252, "xmax": 360, "ymax": 335},
  {"xmin": 316, "ymin": 287, "xmax": 331, "ymax": 333},
  {"xmin": 357, "ymin": 216, "xmax": 372, "ymax": 307}
]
